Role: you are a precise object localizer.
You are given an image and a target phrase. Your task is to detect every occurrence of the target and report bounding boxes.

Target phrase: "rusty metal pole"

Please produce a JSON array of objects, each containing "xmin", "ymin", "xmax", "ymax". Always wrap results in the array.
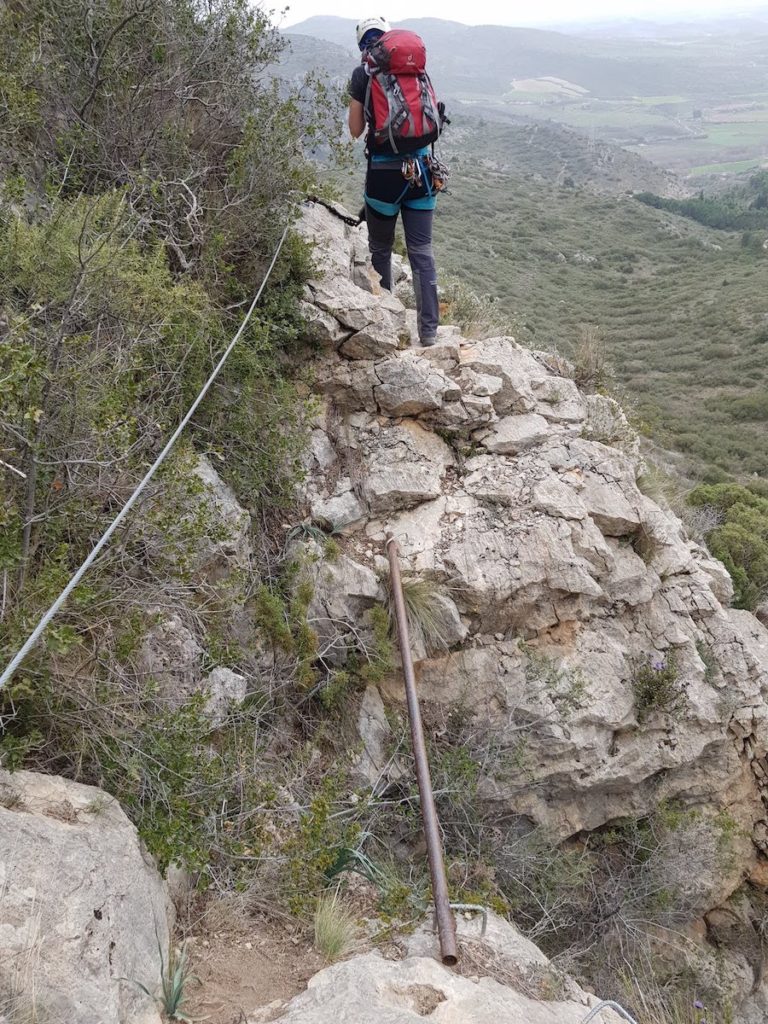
[{"xmin": 385, "ymin": 534, "xmax": 458, "ymax": 966}]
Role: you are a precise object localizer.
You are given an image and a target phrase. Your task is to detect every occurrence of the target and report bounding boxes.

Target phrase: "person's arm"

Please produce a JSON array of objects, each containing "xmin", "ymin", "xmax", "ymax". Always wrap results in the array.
[{"xmin": 348, "ymin": 98, "xmax": 365, "ymax": 139}]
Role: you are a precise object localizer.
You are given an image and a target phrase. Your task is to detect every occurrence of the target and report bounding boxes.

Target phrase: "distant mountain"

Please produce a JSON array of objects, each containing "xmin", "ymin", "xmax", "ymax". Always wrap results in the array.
[
  {"xmin": 553, "ymin": 11, "xmax": 768, "ymax": 38},
  {"xmin": 278, "ymin": 32, "xmax": 353, "ymax": 87},
  {"xmin": 445, "ymin": 114, "xmax": 686, "ymax": 197},
  {"xmin": 285, "ymin": 15, "xmax": 768, "ymax": 100}
]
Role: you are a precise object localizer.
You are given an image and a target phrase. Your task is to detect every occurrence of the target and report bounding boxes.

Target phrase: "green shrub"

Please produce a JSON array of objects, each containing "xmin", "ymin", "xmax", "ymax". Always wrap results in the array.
[
  {"xmin": 360, "ymin": 605, "xmax": 395, "ymax": 684},
  {"xmin": 687, "ymin": 482, "xmax": 768, "ymax": 609}
]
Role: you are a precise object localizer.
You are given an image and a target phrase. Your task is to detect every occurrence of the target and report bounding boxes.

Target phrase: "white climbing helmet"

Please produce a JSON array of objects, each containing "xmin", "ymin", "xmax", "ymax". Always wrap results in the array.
[{"xmin": 356, "ymin": 15, "xmax": 390, "ymax": 48}]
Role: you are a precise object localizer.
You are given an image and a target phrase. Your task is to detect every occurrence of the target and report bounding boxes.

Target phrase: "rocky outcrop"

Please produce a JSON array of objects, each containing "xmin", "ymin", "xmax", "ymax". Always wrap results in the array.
[
  {"xmin": 296, "ymin": 202, "xmax": 768, "ymax": 986},
  {"xmin": 0, "ymin": 770, "xmax": 169, "ymax": 1024},
  {"xmin": 250, "ymin": 911, "xmax": 624, "ymax": 1024}
]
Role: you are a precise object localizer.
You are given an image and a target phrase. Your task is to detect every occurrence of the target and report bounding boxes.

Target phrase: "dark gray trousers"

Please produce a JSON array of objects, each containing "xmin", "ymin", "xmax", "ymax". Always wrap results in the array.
[{"xmin": 365, "ymin": 204, "xmax": 439, "ymax": 341}]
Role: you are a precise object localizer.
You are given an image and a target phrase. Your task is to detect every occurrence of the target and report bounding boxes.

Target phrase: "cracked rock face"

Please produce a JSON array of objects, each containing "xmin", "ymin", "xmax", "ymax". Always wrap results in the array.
[
  {"xmin": 0, "ymin": 770, "xmax": 168, "ymax": 1024},
  {"xmin": 298, "ymin": 203, "xmax": 768, "ymax": 923}
]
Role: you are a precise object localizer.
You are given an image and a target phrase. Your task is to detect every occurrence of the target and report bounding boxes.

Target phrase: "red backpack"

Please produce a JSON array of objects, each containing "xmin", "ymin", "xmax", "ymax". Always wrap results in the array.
[{"xmin": 363, "ymin": 29, "xmax": 441, "ymax": 153}]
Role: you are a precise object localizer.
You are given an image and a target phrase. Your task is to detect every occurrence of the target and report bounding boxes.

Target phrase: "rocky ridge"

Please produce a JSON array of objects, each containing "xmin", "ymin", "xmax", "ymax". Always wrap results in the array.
[
  {"xmin": 296, "ymin": 200, "xmax": 768, "ymax": 1013},
  {"xmin": 3, "ymin": 201, "xmax": 768, "ymax": 1023}
]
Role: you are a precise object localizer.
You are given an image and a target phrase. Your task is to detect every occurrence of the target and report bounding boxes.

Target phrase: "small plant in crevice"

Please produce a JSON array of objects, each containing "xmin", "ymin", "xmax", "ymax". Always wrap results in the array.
[
  {"xmin": 253, "ymin": 566, "xmax": 319, "ymax": 691},
  {"xmin": 132, "ymin": 941, "xmax": 198, "ymax": 1022},
  {"xmin": 360, "ymin": 605, "xmax": 396, "ymax": 684},
  {"xmin": 282, "ymin": 771, "xmax": 362, "ymax": 915},
  {"xmin": 520, "ymin": 643, "xmax": 587, "ymax": 715},
  {"xmin": 695, "ymin": 639, "xmax": 718, "ymax": 685},
  {"xmin": 571, "ymin": 324, "xmax": 613, "ymax": 394},
  {"xmin": 632, "ymin": 652, "xmax": 685, "ymax": 719},
  {"xmin": 387, "ymin": 576, "xmax": 455, "ymax": 658}
]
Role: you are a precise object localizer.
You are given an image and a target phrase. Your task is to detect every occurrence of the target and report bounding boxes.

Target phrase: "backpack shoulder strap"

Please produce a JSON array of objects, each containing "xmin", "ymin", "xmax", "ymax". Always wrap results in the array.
[{"xmin": 363, "ymin": 69, "xmax": 373, "ymax": 122}]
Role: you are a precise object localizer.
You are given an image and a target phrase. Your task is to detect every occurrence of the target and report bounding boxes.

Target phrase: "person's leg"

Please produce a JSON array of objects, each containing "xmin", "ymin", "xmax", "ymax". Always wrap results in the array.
[
  {"xmin": 365, "ymin": 203, "xmax": 397, "ymax": 291},
  {"xmin": 401, "ymin": 205, "xmax": 438, "ymax": 343}
]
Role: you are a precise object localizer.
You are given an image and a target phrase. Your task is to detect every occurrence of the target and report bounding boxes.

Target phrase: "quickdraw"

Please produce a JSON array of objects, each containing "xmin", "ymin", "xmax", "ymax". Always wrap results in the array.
[
  {"xmin": 400, "ymin": 153, "xmax": 450, "ymax": 194},
  {"xmin": 401, "ymin": 155, "xmax": 423, "ymax": 187},
  {"xmin": 426, "ymin": 153, "xmax": 450, "ymax": 193}
]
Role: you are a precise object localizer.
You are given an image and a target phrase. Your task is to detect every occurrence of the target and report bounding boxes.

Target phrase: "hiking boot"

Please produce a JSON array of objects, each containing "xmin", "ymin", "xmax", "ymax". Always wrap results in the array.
[{"xmin": 420, "ymin": 336, "xmax": 437, "ymax": 347}]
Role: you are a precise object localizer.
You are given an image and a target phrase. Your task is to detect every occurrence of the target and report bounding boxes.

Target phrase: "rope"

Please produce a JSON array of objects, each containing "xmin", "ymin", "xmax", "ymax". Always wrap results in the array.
[
  {"xmin": 0, "ymin": 224, "xmax": 290, "ymax": 692},
  {"xmin": 581, "ymin": 1000, "xmax": 639, "ymax": 1024}
]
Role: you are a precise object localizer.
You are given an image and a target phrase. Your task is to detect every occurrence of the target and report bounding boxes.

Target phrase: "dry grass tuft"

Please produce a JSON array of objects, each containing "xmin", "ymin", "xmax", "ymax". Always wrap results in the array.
[{"xmin": 313, "ymin": 890, "xmax": 357, "ymax": 963}]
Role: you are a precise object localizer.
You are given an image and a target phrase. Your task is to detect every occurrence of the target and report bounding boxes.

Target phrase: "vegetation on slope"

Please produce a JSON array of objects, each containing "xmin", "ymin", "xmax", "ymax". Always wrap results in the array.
[
  {"xmin": 0, "ymin": 12, "xmax": 765, "ymax": 1022},
  {"xmin": 688, "ymin": 482, "xmax": 768, "ymax": 610},
  {"xmin": 423, "ymin": 122, "xmax": 768, "ymax": 479},
  {"xmin": 0, "ymin": 0, "xmax": 347, "ymax": 874},
  {"xmin": 636, "ymin": 171, "xmax": 768, "ymax": 231}
]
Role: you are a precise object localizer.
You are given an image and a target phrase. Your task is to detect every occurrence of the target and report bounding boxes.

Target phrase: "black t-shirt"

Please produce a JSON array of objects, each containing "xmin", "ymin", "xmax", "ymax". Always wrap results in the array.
[{"xmin": 348, "ymin": 64, "xmax": 368, "ymax": 105}]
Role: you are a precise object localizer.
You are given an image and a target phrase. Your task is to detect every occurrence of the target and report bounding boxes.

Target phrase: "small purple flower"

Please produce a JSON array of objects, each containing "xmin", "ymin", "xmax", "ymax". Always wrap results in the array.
[
  {"xmin": 693, "ymin": 1000, "xmax": 705, "ymax": 1010},
  {"xmin": 652, "ymin": 659, "xmax": 666, "ymax": 671}
]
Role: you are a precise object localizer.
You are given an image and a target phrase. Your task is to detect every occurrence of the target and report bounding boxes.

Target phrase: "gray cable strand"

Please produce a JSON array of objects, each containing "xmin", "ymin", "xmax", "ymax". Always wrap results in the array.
[
  {"xmin": 0, "ymin": 224, "xmax": 290, "ymax": 691},
  {"xmin": 581, "ymin": 1000, "xmax": 639, "ymax": 1024}
]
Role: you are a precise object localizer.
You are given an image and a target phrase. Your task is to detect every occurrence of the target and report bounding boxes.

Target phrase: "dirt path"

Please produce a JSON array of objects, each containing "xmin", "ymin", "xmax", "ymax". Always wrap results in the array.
[{"xmin": 185, "ymin": 914, "xmax": 324, "ymax": 1024}]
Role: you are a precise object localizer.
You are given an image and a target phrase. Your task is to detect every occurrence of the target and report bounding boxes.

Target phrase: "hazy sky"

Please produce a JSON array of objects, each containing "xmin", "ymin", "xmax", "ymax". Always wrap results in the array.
[{"xmin": 280, "ymin": 0, "xmax": 768, "ymax": 29}]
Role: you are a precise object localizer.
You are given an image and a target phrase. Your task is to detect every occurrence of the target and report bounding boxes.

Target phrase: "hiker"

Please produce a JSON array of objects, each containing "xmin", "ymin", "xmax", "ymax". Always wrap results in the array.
[{"xmin": 348, "ymin": 17, "xmax": 447, "ymax": 347}]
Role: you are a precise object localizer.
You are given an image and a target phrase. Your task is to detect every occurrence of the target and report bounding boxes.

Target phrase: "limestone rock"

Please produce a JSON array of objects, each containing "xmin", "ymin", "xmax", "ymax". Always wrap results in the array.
[
  {"xmin": 479, "ymin": 413, "xmax": 551, "ymax": 455},
  {"xmin": 308, "ymin": 277, "xmax": 406, "ymax": 343},
  {"xmin": 340, "ymin": 320, "xmax": 400, "ymax": 359},
  {"xmin": 137, "ymin": 613, "xmax": 204, "ymax": 698},
  {"xmin": 252, "ymin": 911, "xmax": 624, "ymax": 1024},
  {"xmin": 204, "ymin": 666, "xmax": 248, "ymax": 728},
  {"xmin": 310, "ymin": 478, "xmax": 367, "ymax": 531},
  {"xmin": 460, "ymin": 337, "xmax": 545, "ymax": 414},
  {"xmin": 313, "ymin": 355, "xmax": 379, "ymax": 412},
  {"xmin": 418, "ymin": 339, "xmax": 462, "ymax": 372},
  {"xmin": 361, "ymin": 421, "xmax": 454, "ymax": 514},
  {"xmin": 583, "ymin": 393, "xmax": 636, "ymax": 449},
  {"xmin": 297, "ymin": 202, "xmax": 768, "ymax": 968},
  {"xmin": 373, "ymin": 353, "xmax": 457, "ymax": 416},
  {"xmin": 355, "ymin": 686, "xmax": 404, "ymax": 789},
  {"xmin": 305, "ymin": 547, "xmax": 383, "ymax": 661},
  {"xmin": 577, "ymin": 468, "xmax": 641, "ymax": 536},
  {"xmin": 191, "ymin": 455, "xmax": 252, "ymax": 576},
  {"xmin": 296, "ymin": 201, "xmax": 353, "ymax": 278},
  {"xmin": 299, "ymin": 300, "xmax": 351, "ymax": 348},
  {"xmin": 0, "ymin": 770, "xmax": 168, "ymax": 1024},
  {"xmin": 462, "ymin": 455, "xmax": 527, "ymax": 506},
  {"xmin": 531, "ymin": 376, "xmax": 585, "ymax": 424}
]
